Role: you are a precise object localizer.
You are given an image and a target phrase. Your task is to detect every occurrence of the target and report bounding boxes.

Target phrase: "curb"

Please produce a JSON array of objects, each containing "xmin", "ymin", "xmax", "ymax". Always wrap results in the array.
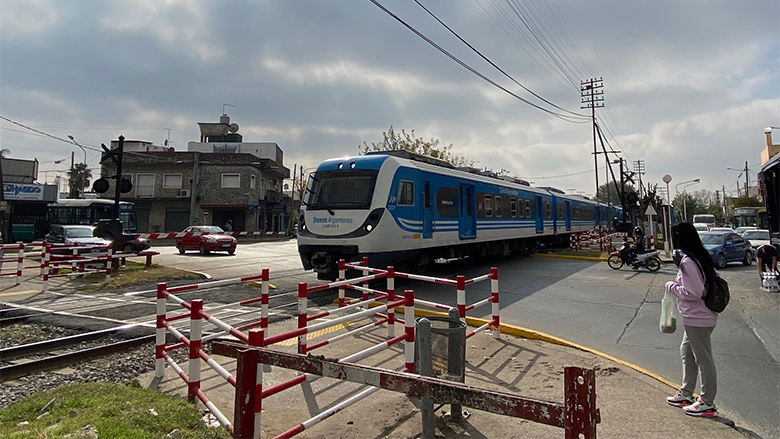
[{"xmin": 534, "ymin": 253, "xmax": 607, "ymax": 262}]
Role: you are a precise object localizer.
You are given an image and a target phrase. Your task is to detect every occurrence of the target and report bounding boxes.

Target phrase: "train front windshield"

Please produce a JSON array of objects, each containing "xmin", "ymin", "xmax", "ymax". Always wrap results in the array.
[{"xmin": 306, "ymin": 170, "xmax": 378, "ymax": 210}]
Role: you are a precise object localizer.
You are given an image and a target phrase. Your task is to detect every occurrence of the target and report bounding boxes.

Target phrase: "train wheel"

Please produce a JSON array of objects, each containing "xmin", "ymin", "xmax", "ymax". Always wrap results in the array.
[
  {"xmin": 607, "ymin": 255, "xmax": 623, "ymax": 269},
  {"xmin": 646, "ymin": 257, "xmax": 661, "ymax": 272}
]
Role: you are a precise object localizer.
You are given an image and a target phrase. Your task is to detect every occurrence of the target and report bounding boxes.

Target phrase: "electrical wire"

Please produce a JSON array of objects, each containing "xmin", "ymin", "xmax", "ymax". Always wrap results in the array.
[
  {"xmin": 369, "ymin": 0, "xmax": 589, "ymax": 123},
  {"xmin": 413, "ymin": 0, "xmax": 587, "ymax": 118}
]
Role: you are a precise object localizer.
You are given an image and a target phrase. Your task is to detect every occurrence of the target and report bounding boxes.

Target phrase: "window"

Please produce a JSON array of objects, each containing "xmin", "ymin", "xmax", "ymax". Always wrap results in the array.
[
  {"xmin": 484, "ymin": 195, "xmax": 493, "ymax": 217},
  {"xmin": 250, "ymin": 175, "xmax": 257, "ymax": 190},
  {"xmin": 121, "ymin": 174, "xmax": 133, "ymax": 183},
  {"xmin": 557, "ymin": 204, "xmax": 564, "ymax": 219},
  {"xmin": 510, "ymin": 199, "xmax": 518, "ymax": 218},
  {"xmin": 424, "ymin": 182, "xmax": 431, "ymax": 208},
  {"xmin": 163, "ymin": 173, "xmax": 182, "ymax": 188},
  {"xmin": 544, "ymin": 201, "xmax": 552, "ymax": 219},
  {"xmin": 222, "ymin": 173, "xmax": 240, "ymax": 188},
  {"xmin": 525, "ymin": 199, "xmax": 532, "ymax": 218},
  {"xmin": 398, "ymin": 180, "xmax": 414, "ymax": 206},
  {"xmin": 494, "ymin": 196, "xmax": 502, "ymax": 217},
  {"xmin": 136, "ymin": 173, "xmax": 155, "ymax": 198},
  {"xmin": 306, "ymin": 170, "xmax": 379, "ymax": 210},
  {"xmin": 437, "ymin": 187, "xmax": 458, "ymax": 218}
]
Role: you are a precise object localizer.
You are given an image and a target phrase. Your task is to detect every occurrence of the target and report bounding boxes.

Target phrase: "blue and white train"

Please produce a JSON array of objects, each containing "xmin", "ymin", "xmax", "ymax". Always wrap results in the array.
[{"xmin": 297, "ymin": 151, "xmax": 620, "ymax": 280}]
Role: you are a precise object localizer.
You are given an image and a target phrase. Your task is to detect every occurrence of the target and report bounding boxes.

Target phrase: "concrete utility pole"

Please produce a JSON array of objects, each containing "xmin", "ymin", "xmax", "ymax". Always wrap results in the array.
[
  {"xmin": 581, "ymin": 78, "xmax": 604, "ymax": 203},
  {"xmin": 634, "ymin": 160, "xmax": 645, "ymax": 198}
]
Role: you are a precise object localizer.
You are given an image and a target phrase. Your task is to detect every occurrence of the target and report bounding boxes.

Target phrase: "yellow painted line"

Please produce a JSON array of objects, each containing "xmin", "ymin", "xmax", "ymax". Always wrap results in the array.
[
  {"xmin": 249, "ymin": 281, "xmax": 277, "ymax": 289},
  {"xmin": 272, "ymin": 322, "xmax": 353, "ymax": 346},
  {"xmin": 0, "ymin": 290, "xmax": 39, "ymax": 297}
]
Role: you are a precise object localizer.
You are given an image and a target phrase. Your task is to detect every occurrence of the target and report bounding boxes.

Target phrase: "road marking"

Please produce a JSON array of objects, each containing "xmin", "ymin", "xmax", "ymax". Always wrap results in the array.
[
  {"xmin": 273, "ymin": 322, "xmax": 354, "ymax": 346},
  {"xmin": 0, "ymin": 290, "xmax": 39, "ymax": 297}
]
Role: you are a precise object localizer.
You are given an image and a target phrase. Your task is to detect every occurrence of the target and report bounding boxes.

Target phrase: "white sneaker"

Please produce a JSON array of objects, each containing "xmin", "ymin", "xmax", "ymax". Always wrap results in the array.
[
  {"xmin": 682, "ymin": 400, "xmax": 717, "ymax": 417},
  {"xmin": 666, "ymin": 392, "xmax": 695, "ymax": 408}
]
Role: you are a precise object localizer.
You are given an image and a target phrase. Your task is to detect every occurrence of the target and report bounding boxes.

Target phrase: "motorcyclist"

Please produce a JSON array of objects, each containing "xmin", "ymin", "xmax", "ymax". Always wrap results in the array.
[{"xmin": 623, "ymin": 226, "xmax": 646, "ymax": 266}]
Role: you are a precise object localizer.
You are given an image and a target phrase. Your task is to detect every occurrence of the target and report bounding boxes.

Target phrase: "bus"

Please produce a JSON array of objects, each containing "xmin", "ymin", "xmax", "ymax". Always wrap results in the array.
[
  {"xmin": 47, "ymin": 199, "xmax": 138, "ymax": 233},
  {"xmin": 731, "ymin": 207, "xmax": 767, "ymax": 230}
]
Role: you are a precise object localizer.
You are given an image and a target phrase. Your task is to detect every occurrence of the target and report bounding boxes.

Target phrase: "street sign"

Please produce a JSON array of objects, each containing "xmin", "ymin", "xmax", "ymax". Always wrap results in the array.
[
  {"xmin": 645, "ymin": 205, "xmax": 657, "ymax": 216},
  {"xmin": 203, "ymin": 209, "xmax": 209, "ymax": 216}
]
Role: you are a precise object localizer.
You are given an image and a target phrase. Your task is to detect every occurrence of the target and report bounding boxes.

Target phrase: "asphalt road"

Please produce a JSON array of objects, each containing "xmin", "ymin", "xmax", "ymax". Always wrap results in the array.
[{"xmin": 150, "ymin": 239, "xmax": 779, "ymax": 438}]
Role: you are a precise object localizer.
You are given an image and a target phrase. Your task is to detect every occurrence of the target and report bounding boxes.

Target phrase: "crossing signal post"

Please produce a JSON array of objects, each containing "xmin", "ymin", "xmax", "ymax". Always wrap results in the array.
[{"xmin": 93, "ymin": 136, "xmax": 133, "ymax": 247}]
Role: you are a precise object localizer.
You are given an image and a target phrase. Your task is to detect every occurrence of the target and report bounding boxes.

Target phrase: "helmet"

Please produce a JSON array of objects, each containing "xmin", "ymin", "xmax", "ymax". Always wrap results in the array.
[{"xmin": 634, "ymin": 226, "xmax": 644, "ymax": 235}]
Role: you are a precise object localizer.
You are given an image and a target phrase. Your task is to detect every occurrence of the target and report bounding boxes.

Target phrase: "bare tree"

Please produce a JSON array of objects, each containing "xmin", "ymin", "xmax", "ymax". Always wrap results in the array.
[{"xmin": 360, "ymin": 125, "xmax": 476, "ymax": 167}]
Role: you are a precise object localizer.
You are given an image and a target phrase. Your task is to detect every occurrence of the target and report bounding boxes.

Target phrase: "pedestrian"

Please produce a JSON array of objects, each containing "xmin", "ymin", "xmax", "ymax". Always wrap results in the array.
[
  {"xmin": 223, "ymin": 219, "xmax": 233, "ymax": 232},
  {"xmin": 612, "ymin": 216, "xmax": 619, "ymax": 232},
  {"xmin": 664, "ymin": 222, "xmax": 719, "ymax": 417},
  {"xmin": 756, "ymin": 243, "xmax": 778, "ymax": 280}
]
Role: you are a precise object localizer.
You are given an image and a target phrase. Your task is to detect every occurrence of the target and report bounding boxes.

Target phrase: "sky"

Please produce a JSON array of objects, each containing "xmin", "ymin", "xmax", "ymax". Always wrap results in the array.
[{"xmin": 1, "ymin": 0, "xmax": 778, "ymax": 200}]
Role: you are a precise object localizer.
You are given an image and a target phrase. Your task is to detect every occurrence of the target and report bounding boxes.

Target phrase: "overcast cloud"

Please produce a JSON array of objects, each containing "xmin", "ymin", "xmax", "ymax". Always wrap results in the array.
[{"xmin": 1, "ymin": 0, "xmax": 778, "ymax": 198}]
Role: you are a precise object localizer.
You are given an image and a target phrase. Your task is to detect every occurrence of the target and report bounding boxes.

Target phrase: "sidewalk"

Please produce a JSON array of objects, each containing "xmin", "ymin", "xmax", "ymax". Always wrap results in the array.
[{"xmin": 137, "ymin": 313, "xmax": 746, "ymax": 438}]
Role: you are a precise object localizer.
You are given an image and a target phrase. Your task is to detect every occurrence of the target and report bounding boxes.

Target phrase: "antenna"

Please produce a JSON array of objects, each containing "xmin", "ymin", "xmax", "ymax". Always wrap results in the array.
[{"xmin": 222, "ymin": 103, "xmax": 236, "ymax": 114}]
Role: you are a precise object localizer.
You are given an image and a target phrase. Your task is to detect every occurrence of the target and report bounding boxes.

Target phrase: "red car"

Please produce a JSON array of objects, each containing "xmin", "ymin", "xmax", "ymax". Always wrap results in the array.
[{"xmin": 175, "ymin": 226, "xmax": 237, "ymax": 255}]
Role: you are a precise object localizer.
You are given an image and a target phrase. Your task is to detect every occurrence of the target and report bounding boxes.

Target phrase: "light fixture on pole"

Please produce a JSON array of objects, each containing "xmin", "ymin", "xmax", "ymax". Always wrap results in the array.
[
  {"xmin": 675, "ymin": 178, "xmax": 700, "ymax": 196},
  {"xmin": 662, "ymin": 174, "xmax": 673, "ymax": 256},
  {"xmin": 68, "ymin": 135, "xmax": 88, "ymax": 198},
  {"xmin": 679, "ymin": 180, "xmax": 701, "ymax": 222}
]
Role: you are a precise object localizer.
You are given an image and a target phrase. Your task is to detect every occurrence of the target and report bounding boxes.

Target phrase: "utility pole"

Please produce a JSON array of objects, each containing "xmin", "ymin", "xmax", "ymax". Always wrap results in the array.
[
  {"xmin": 634, "ymin": 160, "xmax": 645, "ymax": 198},
  {"xmin": 581, "ymin": 78, "xmax": 604, "ymax": 203},
  {"xmin": 744, "ymin": 161, "xmax": 750, "ymax": 197}
]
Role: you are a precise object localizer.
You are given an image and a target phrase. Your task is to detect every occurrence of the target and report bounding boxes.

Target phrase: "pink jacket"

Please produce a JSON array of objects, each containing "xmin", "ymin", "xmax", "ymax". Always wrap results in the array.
[{"xmin": 665, "ymin": 256, "xmax": 718, "ymax": 327}]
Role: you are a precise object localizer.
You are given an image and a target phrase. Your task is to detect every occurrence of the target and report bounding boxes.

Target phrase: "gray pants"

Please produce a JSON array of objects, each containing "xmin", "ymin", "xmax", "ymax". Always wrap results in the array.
[{"xmin": 679, "ymin": 325, "xmax": 717, "ymax": 405}]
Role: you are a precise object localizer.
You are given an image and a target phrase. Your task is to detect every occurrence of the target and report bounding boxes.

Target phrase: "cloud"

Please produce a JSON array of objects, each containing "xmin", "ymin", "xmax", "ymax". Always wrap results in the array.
[{"xmin": 0, "ymin": 0, "xmax": 59, "ymax": 40}]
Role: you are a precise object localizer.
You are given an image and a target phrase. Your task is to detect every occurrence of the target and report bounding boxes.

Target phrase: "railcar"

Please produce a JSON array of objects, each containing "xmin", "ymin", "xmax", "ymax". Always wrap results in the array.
[{"xmin": 297, "ymin": 151, "xmax": 615, "ymax": 280}]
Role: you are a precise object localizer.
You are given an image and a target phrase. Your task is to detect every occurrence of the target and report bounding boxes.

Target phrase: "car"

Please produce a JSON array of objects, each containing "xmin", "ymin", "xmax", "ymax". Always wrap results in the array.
[
  {"xmin": 120, "ymin": 237, "xmax": 152, "ymax": 253},
  {"xmin": 44, "ymin": 225, "xmax": 111, "ymax": 253},
  {"xmin": 175, "ymin": 225, "xmax": 236, "ymax": 255},
  {"xmin": 693, "ymin": 223, "xmax": 709, "ymax": 232},
  {"xmin": 709, "ymin": 227, "xmax": 735, "ymax": 234},
  {"xmin": 734, "ymin": 226, "xmax": 758, "ymax": 236},
  {"xmin": 698, "ymin": 231, "xmax": 753, "ymax": 268},
  {"xmin": 741, "ymin": 229, "xmax": 771, "ymax": 249}
]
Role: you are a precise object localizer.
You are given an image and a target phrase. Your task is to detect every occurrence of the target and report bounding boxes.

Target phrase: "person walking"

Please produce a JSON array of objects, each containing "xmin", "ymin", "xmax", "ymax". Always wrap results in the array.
[
  {"xmin": 223, "ymin": 219, "xmax": 233, "ymax": 232},
  {"xmin": 664, "ymin": 222, "xmax": 719, "ymax": 417}
]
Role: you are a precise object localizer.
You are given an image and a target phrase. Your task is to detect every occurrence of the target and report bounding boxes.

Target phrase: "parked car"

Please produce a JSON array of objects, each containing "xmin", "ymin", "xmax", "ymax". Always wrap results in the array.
[
  {"xmin": 698, "ymin": 231, "xmax": 753, "ymax": 268},
  {"xmin": 44, "ymin": 225, "xmax": 111, "ymax": 253},
  {"xmin": 741, "ymin": 229, "xmax": 771, "ymax": 249},
  {"xmin": 734, "ymin": 226, "xmax": 758, "ymax": 236},
  {"xmin": 175, "ymin": 225, "xmax": 236, "ymax": 255}
]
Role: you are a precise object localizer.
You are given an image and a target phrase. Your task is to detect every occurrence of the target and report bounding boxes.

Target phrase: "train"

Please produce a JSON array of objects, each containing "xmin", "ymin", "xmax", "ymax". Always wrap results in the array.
[{"xmin": 297, "ymin": 150, "xmax": 622, "ymax": 280}]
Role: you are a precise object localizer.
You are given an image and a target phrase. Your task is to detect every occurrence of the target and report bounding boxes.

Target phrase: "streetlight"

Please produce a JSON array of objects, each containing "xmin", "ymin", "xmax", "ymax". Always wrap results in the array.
[
  {"xmin": 68, "ymin": 135, "xmax": 88, "ymax": 198},
  {"xmin": 675, "ymin": 178, "xmax": 700, "ymax": 196},
  {"xmin": 662, "ymin": 174, "xmax": 672, "ymax": 256},
  {"xmin": 680, "ymin": 180, "xmax": 700, "ymax": 222}
]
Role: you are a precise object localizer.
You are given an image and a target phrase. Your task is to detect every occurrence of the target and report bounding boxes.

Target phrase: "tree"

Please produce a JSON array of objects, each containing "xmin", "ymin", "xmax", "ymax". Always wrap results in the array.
[
  {"xmin": 67, "ymin": 163, "xmax": 92, "ymax": 198},
  {"xmin": 0, "ymin": 148, "xmax": 9, "ymax": 158},
  {"xmin": 732, "ymin": 196, "xmax": 762, "ymax": 208},
  {"xmin": 360, "ymin": 125, "xmax": 475, "ymax": 167},
  {"xmin": 672, "ymin": 192, "xmax": 708, "ymax": 222},
  {"xmin": 596, "ymin": 182, "xmax": 637, "ymax": 207}
]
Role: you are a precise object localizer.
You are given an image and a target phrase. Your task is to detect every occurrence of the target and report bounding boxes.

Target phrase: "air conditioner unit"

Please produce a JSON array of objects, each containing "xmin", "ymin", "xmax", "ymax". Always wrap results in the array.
[{"xmin": 177, "ymin": 189, "xmax": 190, "ymax": 198}]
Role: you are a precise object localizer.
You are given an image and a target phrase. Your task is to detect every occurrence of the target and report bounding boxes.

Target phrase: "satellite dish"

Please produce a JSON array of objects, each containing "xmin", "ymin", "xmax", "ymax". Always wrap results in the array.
[{"xmin": 229, "ymin": 123, "xmax": 239, "ymax": 133}]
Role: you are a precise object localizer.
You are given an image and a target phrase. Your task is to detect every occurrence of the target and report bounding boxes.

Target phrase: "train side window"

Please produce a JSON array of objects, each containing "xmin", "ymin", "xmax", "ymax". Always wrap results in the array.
[
  {"xmin": 510, "ymin": 199, "xmax": 517, "ymax": 218},
  {"xmin": 398, "ymin": 180, "xmax": 414, "ymax": 206},
  {"xmin": 557, "ymin": 204, "xmax": 564, "ymax": 219},
  {"xmin": 437, "ymin": 187, "xmax": 458, "ymax": 218},
  {"xmin": 525, "ymin": 199, "xmax": 532, "ymax": 218},
  {"xmin": 484, "ymin": 195, "xmax": 493, "ymax": 217},
  {"xmin": 545, "ymin": 201, "xmax": 552, "ymax": 219},
  {"xmin": 424, "ymin": 182, "xmax": 431, "ymax": 208},
  {"xmin": 494, "ymin": 196, "xmax": 502, "ymax": 217}
]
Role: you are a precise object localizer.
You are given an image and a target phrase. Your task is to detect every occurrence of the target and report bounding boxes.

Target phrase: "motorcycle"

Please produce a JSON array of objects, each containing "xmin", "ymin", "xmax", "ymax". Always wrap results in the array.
[{"xmin": 607, "ymin": 239, "xmax": 662, "ymax": 271}]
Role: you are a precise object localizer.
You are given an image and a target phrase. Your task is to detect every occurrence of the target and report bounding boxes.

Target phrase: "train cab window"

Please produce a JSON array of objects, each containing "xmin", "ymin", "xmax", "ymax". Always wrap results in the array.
[
  {"xmin": 484, "ymin": 195, "xmax": 493, "ymax": 217},
  {"xmin": 544, "ymin": 201, "xmax": 552, "ymax": 219},
  {"xmin": 494, "ymin": 196, "xmax": 502, "ymax": 217},
  {"xmin": 398, "ymin": 180, "xmax": 414, "ymax": 206},
  {"xmin": 510, "ymin": 199, "xmax": 518, "ymax": 218}
]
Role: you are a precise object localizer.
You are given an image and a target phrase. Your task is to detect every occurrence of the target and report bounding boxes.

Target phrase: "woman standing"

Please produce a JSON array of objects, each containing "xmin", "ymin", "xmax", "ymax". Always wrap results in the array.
[{"xmin": 664, "ymin": 222, "xmax": 719, "ymax": 417}]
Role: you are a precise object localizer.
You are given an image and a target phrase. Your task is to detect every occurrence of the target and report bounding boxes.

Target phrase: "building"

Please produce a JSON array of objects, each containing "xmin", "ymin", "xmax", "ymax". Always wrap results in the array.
[
  {"xmin": 1, "ymin": 157, "xmax": 59, "ymax": 242},
  {"xmin": 99, "ymin": 114, "xmax": 290, "ymax": 234}
]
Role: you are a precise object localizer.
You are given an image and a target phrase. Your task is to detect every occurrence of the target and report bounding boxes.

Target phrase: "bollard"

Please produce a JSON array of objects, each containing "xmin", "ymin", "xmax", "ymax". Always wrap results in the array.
[
  {"xmin": 416, "ymin": 318, "xmax": 436, "ymax": 439},
  {"xmin": 447, "ymin": 308, "xmax": 464, "ymax": 419},
  {"xmin": 155, "ymin": 282, "xmax": 167, "ymax": 378}
]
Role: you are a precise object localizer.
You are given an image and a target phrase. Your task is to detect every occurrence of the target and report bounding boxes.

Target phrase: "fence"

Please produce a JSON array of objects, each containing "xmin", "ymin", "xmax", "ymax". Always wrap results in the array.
[
  {"xmin": 569, "ymin": 228, "xmax": 625, "ymax": 252},
  {"xmin": 0, "ymin": 242, "xmax": 158, "ymax": 291}
]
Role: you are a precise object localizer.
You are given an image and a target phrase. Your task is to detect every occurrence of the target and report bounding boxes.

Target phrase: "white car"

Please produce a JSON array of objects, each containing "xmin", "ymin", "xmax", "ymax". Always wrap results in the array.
[
  {"xmin": 710, "ymin": 227, "xmax": 735, "ymax": 234},
  {"xmin": 44, "ymin": 225, "xmax": 111, "ymax": 253},
  {"xmin": 735, "ymin": 226, "xmax": 758, "ymax": 236},
  {"xmin": 741, "ymin": 229, "xmax": 771, "ymax": 249},
  {"xmin": 693, "ymin": 223, "xmax": 709, "ymax": 232}
]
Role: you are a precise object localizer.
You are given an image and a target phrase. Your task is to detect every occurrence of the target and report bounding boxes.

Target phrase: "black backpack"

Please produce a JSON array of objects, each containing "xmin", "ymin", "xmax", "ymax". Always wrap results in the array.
[{"xmin": 704, "ymin": 274, "xmax": 729, "ymax": 313}]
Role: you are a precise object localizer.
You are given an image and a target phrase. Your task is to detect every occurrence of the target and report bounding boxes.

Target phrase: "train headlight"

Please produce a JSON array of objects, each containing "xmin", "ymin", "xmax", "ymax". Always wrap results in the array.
[{"xmin": 366, "ymin": 224, "xmax": 373, "ymax": 232}]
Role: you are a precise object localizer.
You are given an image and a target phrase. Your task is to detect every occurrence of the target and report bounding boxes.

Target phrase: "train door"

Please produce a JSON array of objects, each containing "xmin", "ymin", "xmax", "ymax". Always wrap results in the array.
[
  {"xmin": 551, "ymin": 196, "xmax": 558, "ymax": 234},
  {"xmin": 422, "ymin": 181, "xmax": 433, "ymax": 239},
  {"xmin": 535, "ymin": 196, "xmax": 544, "ymax": 233},
  {"xmin": 458, "ymin": 184, "xmax": 476, "ymax": 239},
  {"xmin": 565, "ymin": 201, "xmax": 571, "ymax": 231}
]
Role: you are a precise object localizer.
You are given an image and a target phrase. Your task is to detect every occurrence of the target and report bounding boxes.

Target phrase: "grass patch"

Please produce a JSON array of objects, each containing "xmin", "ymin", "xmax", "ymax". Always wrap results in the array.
[
  {"xmin": 0, "ymin": 382, "xmax": 231, "ymax": 439},
  {"xmin": 83, "ymin": 263, "xmax": 203, "ymax": 292}
]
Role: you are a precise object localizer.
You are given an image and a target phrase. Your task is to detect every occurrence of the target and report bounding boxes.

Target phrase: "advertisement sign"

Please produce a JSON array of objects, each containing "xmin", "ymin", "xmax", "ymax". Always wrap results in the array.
[{"xmin": 3, "ymin": 183, "xmax": 44, "ymax": 201}]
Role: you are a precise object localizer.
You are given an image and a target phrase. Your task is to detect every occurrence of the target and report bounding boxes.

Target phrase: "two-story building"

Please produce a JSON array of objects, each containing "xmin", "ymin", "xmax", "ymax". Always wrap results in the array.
[{"xmin": 99, "ymin": 114, "xmax": 290, "ymax": 234}]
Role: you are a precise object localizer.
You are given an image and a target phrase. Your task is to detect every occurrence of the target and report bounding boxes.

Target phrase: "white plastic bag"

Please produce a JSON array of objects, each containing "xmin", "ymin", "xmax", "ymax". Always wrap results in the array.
[{"xmin": 660, "ymin": 290, "xmax": 677, "ymax": 334}]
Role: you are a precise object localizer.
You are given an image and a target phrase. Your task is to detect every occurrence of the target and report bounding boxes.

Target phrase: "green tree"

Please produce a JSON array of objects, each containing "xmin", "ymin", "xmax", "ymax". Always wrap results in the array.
[
  {"xmin": 67, "ymin": 163, "xmax": 92, "ymax": 198},
  {"xmin": 732, "ymin": 196, "xmax": 761, "ymax": 208},
  {"xmin": 360, "ymin": 125, "xmax": 475, "ymax": 167},
  {"xmin": 596, "ymin": 182, "xmax": 637, "ymax": 207},
  {"xmin": 672, "ymin": 192, "xmax": 708, "ymax": 222}
]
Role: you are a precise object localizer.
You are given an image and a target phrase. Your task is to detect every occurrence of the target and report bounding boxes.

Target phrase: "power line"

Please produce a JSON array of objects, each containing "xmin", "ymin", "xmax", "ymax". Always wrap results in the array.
[
  {"xmin": 413, "ymin": 0, "xmax": 587, "ymax": 118},
  {"xmin": 369, "ymin": 0, "xmax": 589, "ymax": 123}
]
